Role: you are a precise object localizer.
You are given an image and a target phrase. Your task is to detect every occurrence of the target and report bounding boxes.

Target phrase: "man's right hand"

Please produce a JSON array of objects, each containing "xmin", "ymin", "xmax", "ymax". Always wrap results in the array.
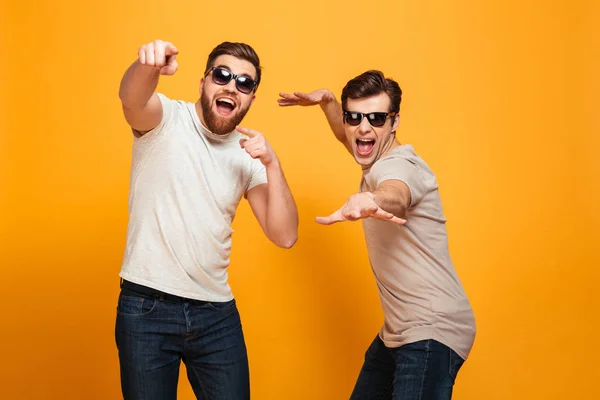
[
  {"xmin": 277, "ymin": 89, "xmax": 335, "ymax": 107},
  {"xmin": 138, "ymin": 40, "xmax": 179, "ymax": 76},
  {"xmin": 119, "ymin": 40, "xmax": 177, "ymax": 133}
]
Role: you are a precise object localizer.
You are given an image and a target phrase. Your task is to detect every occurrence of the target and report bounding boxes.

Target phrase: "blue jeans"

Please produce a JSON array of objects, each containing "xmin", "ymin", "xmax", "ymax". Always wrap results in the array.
[
  {"xmin": 115, "ymin": 280, "xmax": 250, "ymax": 400},
  {"xmin": 350, "ymin": 336, "xmax": 465, "ymax": 400}
]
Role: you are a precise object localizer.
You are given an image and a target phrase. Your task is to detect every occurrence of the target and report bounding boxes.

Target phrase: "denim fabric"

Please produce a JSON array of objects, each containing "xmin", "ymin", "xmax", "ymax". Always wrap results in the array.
[
  {"xmin": 115, "ymin": 281, "xmax": 249, "ymax": 400},
  {"xmin": 350, "ymin": 336, "xmax": 464, "ymax": 400}
]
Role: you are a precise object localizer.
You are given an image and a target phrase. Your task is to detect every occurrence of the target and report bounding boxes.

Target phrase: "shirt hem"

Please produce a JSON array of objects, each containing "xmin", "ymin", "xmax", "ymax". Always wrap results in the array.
[
  {"xmin": 379, "ymin": 330, "xmax": 473, "ymax": 361},
  {"xmin": 119, "ymin": 272, "xmax": 234, "ymax": 303}
]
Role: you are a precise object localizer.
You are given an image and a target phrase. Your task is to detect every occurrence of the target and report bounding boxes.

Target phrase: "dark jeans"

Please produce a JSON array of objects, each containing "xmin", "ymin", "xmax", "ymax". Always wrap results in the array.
[
  {"xmin": 115, "ymin": 280, "xmax": 249, "ymax": 400},
  {"xmin": 350, "ymin": 335, "xmax": 465, "ymax": 400}
]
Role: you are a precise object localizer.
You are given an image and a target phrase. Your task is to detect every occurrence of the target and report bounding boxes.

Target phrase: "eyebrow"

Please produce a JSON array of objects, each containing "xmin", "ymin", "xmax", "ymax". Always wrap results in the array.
[{"xmin": 215, "ymin": 64, "xmax": 255, "ymax": 80}]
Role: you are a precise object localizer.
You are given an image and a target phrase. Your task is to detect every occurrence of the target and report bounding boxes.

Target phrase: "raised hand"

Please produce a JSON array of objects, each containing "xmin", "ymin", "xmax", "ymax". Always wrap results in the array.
[
  {"xmin": 316, "ymin": 192, "xmax": 407, "ymax": 225},
  {"xmin": 237, "ymin": 126, "xmax": 278, "ymax": 167},
  {"xmin": 138, "ymin": 40, "xmax": 179, "ymax": 76},
  {"xmin": 277, "ymin": 89, "xmax": 335, "ymax": 107}
]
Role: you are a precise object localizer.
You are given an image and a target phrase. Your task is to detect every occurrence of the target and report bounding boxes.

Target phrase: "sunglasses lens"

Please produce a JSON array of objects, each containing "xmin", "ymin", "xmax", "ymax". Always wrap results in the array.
[
  {"xmin": 368, "ymin": 113, "xmax": 387, "ymax": 127},
  {"xmin": 345, "ymin": 112, "xmax": 362, "ymax": 126},
  {"xmin": 235, "ymin": 76, "xmax": 255, "ymax": 94},
  {"xmin": 212, "ymin": 68, "xmax": 232, "ymax": 85}
]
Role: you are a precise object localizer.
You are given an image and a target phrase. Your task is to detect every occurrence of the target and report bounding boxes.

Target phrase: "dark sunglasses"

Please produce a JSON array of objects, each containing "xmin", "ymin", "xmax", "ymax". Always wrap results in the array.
[
  {"xmin": 205, "ymin": 67, "xmax": 257, "ymax": 94},
  {"xmin": 343, "ymin": 111, "xmax": 396, "ymax": 127}
]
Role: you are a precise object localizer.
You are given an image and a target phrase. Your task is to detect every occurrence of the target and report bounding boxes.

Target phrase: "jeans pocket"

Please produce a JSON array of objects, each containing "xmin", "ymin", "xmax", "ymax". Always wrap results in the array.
[
  {"xmin": 206, "ymin": 298, "xmax": 237, "ymax": 312},
  {"xmin": 117, "ymin": 292, "xmax": 157, "ymax": 316}
]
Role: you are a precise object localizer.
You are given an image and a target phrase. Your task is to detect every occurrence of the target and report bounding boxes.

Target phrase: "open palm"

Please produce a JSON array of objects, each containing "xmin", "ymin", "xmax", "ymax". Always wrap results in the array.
[{"xmin": 278, "ymin": 89, "xmax": 334, "ymax": 107}]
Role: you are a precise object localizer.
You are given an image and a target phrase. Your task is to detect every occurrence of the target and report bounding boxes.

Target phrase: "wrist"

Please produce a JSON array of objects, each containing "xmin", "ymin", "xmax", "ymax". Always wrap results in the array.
[
  {"xmin": 134, "ymin": 60, "xmax": 162, "ymax": 77},
  {"xmin": 364, "ymin": 191, "xmax": 379, "ymax": 206},
  {"xmin": 319, "ymin": 90, "xmax": 336, "ymax": 107},
  {"xmin": 265, "ymin": 157, "xmax": 281, "ymax": 170}
]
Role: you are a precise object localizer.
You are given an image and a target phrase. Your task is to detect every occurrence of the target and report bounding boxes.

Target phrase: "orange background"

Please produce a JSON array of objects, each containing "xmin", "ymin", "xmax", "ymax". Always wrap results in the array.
[{"xmin": 1, "ymin": 0, "xmax": 598, "ymax": 398}]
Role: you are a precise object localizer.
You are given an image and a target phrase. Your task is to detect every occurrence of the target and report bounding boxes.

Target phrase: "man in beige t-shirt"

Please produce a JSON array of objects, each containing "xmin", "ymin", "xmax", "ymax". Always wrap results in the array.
[
  {"xmin": 279, "ymin": 71, "xmax": 475, "ymax": 399},
  {"xmin": 115, "ymin": 40, "xmax": 298, "ymax": 400}
]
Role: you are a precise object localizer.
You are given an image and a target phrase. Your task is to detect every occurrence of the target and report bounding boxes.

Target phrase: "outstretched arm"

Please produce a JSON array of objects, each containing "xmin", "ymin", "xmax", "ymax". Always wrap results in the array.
[
  {"xmin": 119, "ymin": 39, "xmax": 179, "ymax": 134},
  {"xmin": 278, "ymin": 89, "xmax": 352, "ymax": 154},
  {"xmin": 316, "ymin": 180, "xmax": 410, "ymax": 225}
]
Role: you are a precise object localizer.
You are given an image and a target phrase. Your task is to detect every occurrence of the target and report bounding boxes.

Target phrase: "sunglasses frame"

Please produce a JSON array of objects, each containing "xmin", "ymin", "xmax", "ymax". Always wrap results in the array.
[
  {"xmin": 205, "ymin": 67, "xmax": 257, "ymax": 94},
  {"xmin": 343, "ymin": 111, "xmax": 397, "ymax": 127}
]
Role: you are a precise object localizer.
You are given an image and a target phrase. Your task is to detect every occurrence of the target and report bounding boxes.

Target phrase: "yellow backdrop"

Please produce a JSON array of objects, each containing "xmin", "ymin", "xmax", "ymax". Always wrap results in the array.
[{"xmin": 1, "ymin": 0, "xmax": 598, "ymax": 398}]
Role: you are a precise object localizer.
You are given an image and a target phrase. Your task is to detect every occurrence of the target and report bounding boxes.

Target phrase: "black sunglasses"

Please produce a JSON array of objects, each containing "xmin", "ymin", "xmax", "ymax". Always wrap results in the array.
[
  {"xmin": 343, "ymin": 111, "xmax": 396, "ymax": 127},
  {"xmin": 205, "ymin": 67, "xmax": 257, "ymax": 94}
]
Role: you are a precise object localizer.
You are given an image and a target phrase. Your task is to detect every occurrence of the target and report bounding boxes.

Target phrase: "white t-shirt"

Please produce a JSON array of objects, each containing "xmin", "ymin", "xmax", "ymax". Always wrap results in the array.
[{"xmin": 119, "ymin": 93, "xmax": 267, "ymax": 301}]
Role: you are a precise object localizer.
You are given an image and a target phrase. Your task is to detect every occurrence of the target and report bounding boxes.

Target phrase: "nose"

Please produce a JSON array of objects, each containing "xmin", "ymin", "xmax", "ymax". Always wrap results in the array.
[
  {"xmin": 223, "ymin": 79, "xmax": 238, "ymax": 94},
  {"xmin": 357, "ymin": 117, "xmax": 373, "ymax": 135}
]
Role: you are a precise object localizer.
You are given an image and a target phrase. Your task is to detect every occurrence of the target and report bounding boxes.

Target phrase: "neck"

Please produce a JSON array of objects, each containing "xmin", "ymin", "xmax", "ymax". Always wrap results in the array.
[
  {"xmin": 361, "ymin": 135, "xmax": 400, "ymax": 171},
  {"xmin": 382, "ymin": 134, "xmax": 400, "ymax": 156}
]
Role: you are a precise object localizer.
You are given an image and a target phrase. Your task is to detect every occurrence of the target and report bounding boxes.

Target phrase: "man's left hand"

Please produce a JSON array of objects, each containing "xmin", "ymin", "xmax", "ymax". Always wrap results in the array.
[
  {"xmin": 316, "ymin": 192, "xmax": 407, "ymax": 225},
  {"xmin": 237, "ymin": 126, "xmax": 278, "ymax": 167}
]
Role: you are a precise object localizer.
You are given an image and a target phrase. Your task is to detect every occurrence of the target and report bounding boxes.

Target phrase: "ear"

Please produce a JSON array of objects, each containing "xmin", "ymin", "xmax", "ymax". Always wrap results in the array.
[
  {"xmin": 199, "ymin": 77, "xmax": 205, "ymax": 93},
  {"xmin": 250, "ymin": 94, "xmax": 256, "ymax": 105},
  {"xmin": 391, "ymin": 113, "xmax": 400, "ymax": 132}
]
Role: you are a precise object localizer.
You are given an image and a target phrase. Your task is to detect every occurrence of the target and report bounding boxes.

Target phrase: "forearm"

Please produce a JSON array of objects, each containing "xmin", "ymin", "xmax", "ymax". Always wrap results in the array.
[
  {"xmin": 369, "ymin": 184, "xmax": 409, "ymax": 219},
  {"xmin": 264, "ymin": 161, "xmax": 299, "ymax": 248},
  {"xmin": 319, "ymin": 93, "xmax": 347, "ymax": 145},
  {"xmin": 119, "ymin": 60, "xmax": 160, "ymax": 109}
]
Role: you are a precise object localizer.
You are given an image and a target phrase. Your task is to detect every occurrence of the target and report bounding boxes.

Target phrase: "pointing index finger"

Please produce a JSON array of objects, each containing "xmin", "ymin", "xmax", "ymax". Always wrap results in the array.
[
  {"xmin": 236, "ymin": 126, "xmax": 261, "ymax": 138},
  {"xmin": 165, "ymin": 43, "xmax": 179, "ymax": 55}
]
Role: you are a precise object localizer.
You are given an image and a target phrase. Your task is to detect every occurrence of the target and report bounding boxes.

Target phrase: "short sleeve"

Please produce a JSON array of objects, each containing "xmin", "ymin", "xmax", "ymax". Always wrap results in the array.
[
  {"xmin": 369, "ymin": 156, "xmax": 429, "ymax": 206},
  {"xmin": 245, "ymin": 158, "xmax": 268, "ymax": 195},
  {"xmin": 132, "ymin": 93, "xmax": 174, "ymax": 140}
]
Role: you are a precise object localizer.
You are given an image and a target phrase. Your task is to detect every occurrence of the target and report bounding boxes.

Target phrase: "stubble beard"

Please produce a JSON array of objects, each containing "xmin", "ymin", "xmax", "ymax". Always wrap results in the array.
[{"xmin": 200, "ymin": 91, "xmax": 250, "ymax": 135}]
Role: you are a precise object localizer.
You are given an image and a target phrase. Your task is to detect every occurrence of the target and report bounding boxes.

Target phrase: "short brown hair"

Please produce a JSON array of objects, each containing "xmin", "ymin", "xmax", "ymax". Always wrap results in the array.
[
  {"xmin": 341, "ymin": 70, "xmax": 402, "ymax": 113},
  {"xmin": 204, "ymin": 42, "xmax": 262, "ymax": 91}
]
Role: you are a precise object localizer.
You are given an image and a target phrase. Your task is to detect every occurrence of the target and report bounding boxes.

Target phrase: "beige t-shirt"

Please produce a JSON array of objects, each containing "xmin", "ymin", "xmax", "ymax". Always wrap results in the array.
[
  {"xmin": 361, "ymin": 144, "xmax": 476, "ymax": 360},
  {"xmin": 119, "ymin": 93, "xmax": 267, "ymax": 301}
]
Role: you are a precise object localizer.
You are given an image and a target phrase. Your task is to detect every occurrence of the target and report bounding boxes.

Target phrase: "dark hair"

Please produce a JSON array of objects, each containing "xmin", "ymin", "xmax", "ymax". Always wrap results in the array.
[
  {"xmin": 341, "ymin": 70, "xmax": 402, "ymax": 113},
  {"xmin": 204, "ymin": 42, "xmax": 262, "ymax": 91}
]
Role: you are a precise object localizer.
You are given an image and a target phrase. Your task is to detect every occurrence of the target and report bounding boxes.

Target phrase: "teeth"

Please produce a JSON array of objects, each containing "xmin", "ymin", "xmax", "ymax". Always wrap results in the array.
[
  {"xmin": 358, "ymin": 139, "xmax": 374, "ymax": 143},
  {"xmin": 218, "ymin": 98, "xmax": 235, "ymax": 106}
]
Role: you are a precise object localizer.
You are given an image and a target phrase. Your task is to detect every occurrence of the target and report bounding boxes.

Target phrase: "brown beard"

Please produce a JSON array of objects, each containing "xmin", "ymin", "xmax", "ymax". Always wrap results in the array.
[{"xmin": 200, "ymin": 92, "xmax": 250, "ymax": 135}]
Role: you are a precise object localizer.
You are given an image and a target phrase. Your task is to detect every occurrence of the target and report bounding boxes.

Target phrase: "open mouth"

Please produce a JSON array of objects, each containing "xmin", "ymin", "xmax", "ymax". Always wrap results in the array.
[
  {"xmin": 356, "ymin": 138, "xmax": 376, "ymax": 156},
  {"xmin": 215, "ymin": 97, "xmax": 237, "ymax": 116}
]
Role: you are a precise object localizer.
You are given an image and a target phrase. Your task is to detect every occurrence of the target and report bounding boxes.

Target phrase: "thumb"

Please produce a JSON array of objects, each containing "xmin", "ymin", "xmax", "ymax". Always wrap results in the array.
[
  {"xmin": 160, "ymin": 59, "xmax": 178, "ymax": 75},
  {"xmin": 165, "ymin": 54, "xmax": 177, "ymax": 65},
  {"xmin": 315, "ymin": 209, "xmax": 345, "ymax": 225},
  {"xmin": 315, "ymin": 216, "xmax": 337, "ymax": 225}
]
